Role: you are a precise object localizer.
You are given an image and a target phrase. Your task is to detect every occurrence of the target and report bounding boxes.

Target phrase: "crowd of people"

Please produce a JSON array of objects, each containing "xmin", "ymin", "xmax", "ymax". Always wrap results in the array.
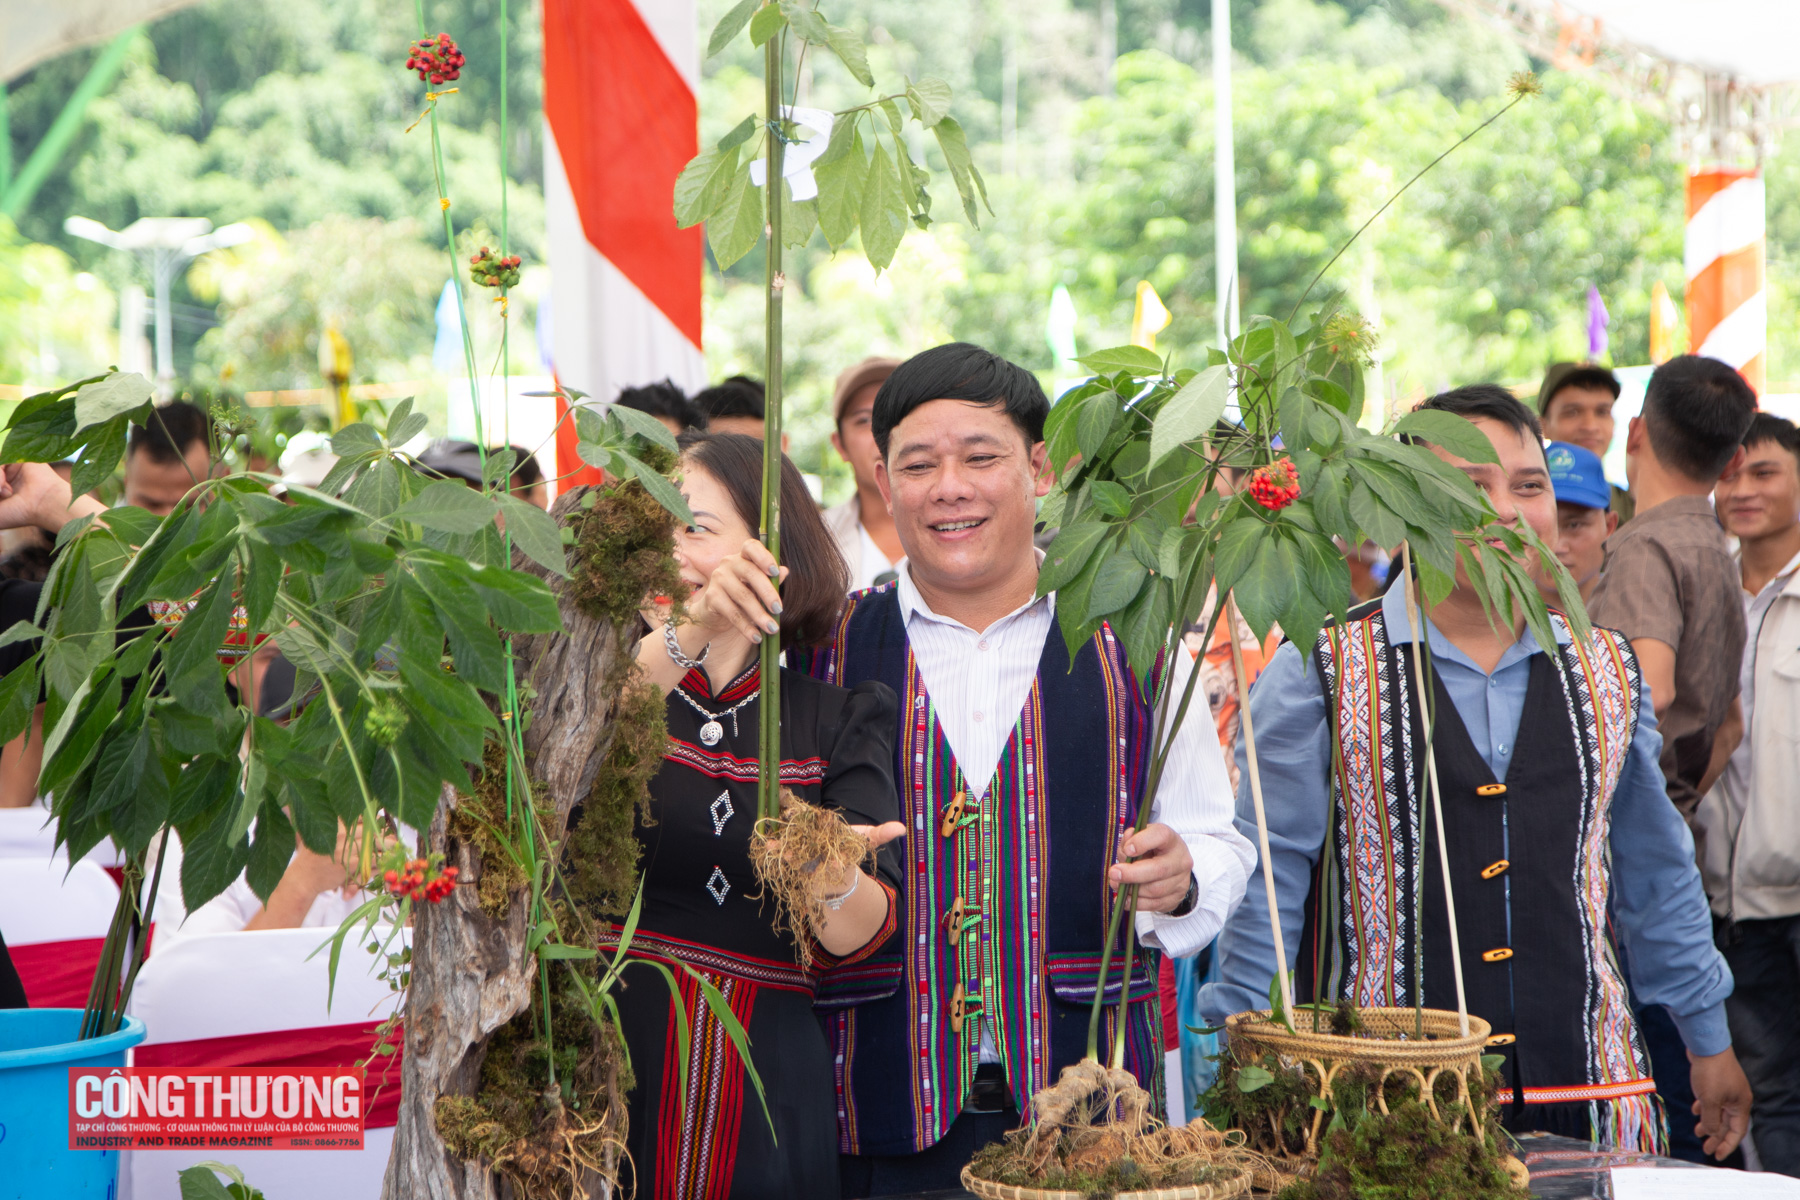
[{"xmin": 0, "ymin": 341, "xmax": 1796, "ymax": 1197}]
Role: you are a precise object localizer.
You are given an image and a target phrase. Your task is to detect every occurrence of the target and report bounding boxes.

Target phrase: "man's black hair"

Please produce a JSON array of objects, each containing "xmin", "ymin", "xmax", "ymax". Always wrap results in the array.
[
  {"xmin": 615, "ymin": 379, "xmax": 705, "ymax": 430},
  {"xmin": 1415, "ymin": 383, "xmax": 1542, "ymax": 443},
  {"xmin": 692, "ymin": 375, "xmax": 765, "ymax": 423},
  {"xmin": 1641, "ymin": 355, "xmax": 1758, "ymax": 482},
  {"xmin": 127, "ymin": 400, "xmax": 210, "ymax": 465},
  {"xmin": 871, "ymin": 342, "xmax": 1049, "ymax": 458},
  {"xmin": 1742, "ymin": 412, "xmax": 1800, "ymax": 463}
]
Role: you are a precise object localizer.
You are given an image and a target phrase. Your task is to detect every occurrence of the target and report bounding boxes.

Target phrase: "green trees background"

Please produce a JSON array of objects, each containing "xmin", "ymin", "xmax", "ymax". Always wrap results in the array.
[{"xmin": 5, "ymin": 0, "xmax": 1799, "ymax": 502}]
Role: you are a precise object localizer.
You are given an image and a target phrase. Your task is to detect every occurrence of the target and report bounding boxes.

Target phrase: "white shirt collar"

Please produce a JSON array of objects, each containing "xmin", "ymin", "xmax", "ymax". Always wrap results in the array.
[{"xmin": 894, "ymin": 548, "xmax": 1053, "ymax": 632}]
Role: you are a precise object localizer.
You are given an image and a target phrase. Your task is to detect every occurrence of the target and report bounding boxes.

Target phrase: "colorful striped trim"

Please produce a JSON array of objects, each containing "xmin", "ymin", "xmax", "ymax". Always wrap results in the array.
[
  {"xmin": 1495, "ymin": 1077, "xmax": 1658, "ymax": 1104},
  {"xmin": 656, "ymin": 970, "xmax": 757, "ymax": 1199},
  {"xmin": 599, "ymin": 924, "xmax": 813, "ymax": 994},
  {"xmin": 677, "ymin": 662, "xmax": 759, "ymax": 702},
  {"xmin": 810, "ymin": 878, "xmax": 899, "ymax": 970},
  {"xmin": 663, "ymin": 738, "xmax": 828, "ymax": 785}
]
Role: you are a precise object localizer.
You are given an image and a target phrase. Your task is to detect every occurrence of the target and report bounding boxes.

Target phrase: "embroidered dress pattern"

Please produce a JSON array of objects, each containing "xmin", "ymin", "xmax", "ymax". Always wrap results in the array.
[{"xmin": 655, "ymin": 969, "xmax": 759, "ymax": 1200}]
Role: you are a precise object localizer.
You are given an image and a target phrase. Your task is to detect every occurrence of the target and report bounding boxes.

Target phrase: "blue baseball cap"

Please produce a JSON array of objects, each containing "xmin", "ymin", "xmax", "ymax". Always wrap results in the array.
[{"xmin": 1545, "ymin": 440, "xmax": 1610, "ymax": 510}]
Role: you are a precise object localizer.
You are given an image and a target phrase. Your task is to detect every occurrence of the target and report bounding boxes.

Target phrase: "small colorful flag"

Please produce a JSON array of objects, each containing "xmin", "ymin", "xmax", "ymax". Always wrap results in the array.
[
  {"xmin": 1586, "ymin": 285, "xmax": 1610, "ymax": 361},
  {"xmin": 1649, "ymin": 280, "xmax": 1683, "ymax": 364},
  {"xmin": 1131, "ymin": 280, "xmax": 1172, "ymax": 351}
]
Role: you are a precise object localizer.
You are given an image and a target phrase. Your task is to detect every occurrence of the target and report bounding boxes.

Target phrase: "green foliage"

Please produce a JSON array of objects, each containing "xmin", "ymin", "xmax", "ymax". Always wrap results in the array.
[
  {"xmin": 177, "ymin": 1162, "xmax": 264, "ymax": 1200},
  {"xmin": 677, "ymin": 0, "xmax": 989, "ymax": 271},
  {"xmin": 1040, "ymin": 306, "xmax": 1584, "ymax": 682},
  {"xmin": 4, "ymin": 381, "xmax": 576, "ymax": 912}
]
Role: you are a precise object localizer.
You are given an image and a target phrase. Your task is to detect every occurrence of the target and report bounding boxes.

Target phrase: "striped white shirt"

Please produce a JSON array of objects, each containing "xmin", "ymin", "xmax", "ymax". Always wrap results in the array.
[{"xmin": 895, "ymin": 559, "xmax": 1255, "ymax": 959}]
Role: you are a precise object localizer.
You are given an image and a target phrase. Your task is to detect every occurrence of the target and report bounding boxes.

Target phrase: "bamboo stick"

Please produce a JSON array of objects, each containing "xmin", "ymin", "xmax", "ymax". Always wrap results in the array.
[
  {"xmin": 1397, "ymin": 543, "xmax": 1470, "ymax": 1038},
  {"xmin": 1224, "ymin": 595, "xmax": 1294, "ymax": 1025},
  {"xmin": 756, "ymin": 41, "xmax": 787, "ymax": 822}
]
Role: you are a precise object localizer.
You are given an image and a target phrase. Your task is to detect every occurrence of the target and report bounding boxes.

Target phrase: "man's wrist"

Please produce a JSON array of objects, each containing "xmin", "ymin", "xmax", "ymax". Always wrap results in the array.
[{"xmin": 1170, "ymin": 873, "xmax": 1199, "ymax": 918}]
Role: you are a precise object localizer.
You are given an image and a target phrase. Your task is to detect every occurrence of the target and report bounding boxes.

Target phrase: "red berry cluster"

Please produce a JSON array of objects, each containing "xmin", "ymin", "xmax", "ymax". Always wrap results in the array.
[
  {"xmin": 383, "ymin": 859, "xmax": 459, "ymax": 904},
  {"xmin": 406, "ymin": 33, "xmax": 465, "ymax": 84},
  {"xmin": 469, "ymin": 247, "xmax": 522, "ymax": 289},
  {"xmin": 1247, "ymin": 458, "xmax": 1301, "ymax": 511}
]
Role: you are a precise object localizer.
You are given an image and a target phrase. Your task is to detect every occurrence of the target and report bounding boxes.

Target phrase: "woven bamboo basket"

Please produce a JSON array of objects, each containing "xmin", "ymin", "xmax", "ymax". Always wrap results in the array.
[
  {"xmin": 960, "ymin": 1162, "xmax": 1254, "ymax": 1200},
  {"xmin": 1224, "ymin": 1007, "xmax": 1493, "ymax": 1158}
]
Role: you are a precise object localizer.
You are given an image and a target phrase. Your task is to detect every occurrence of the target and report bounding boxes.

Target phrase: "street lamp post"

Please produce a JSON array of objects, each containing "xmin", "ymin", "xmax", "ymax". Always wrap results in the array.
[{"xmin": 64, "ymin": 215, "xmax": 253, "ymax": 394}]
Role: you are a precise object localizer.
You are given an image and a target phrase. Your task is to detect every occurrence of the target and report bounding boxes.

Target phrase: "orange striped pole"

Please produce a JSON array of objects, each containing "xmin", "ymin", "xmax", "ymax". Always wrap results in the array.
[{"xmin": 1685, "ymin": 167, "xmax": 1765, "ymax": 396}]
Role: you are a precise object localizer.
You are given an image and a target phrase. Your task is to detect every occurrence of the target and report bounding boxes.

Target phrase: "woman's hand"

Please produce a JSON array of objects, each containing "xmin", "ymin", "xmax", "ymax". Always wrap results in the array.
[
  {"xmin": 813, "ymin": 821, "xmax": 906, "ymax": 900},
  {"xmin": 689, "ymin": 538, "xmax": 788, "ymax": 647}
]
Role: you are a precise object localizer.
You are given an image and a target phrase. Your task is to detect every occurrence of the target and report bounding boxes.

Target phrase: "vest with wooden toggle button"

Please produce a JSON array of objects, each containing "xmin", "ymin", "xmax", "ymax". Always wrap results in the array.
[{"xmin": 1300, "ymin": 601, "xmax": 1653, "ymax": 1120}]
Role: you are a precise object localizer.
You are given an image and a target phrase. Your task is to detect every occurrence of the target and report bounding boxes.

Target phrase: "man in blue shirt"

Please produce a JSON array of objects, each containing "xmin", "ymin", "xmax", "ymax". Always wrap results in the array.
[{"xmin": 1200, "ymin": 385, "xmax": 1751, "ymax": 1158}]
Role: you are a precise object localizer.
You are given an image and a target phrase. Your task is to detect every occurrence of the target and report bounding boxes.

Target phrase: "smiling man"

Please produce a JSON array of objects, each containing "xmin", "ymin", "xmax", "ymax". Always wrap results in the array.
[
  {"xmin": 1200, "ymin": 385, "xmax": 1750, "ymax": 1157},
  {"xmin": 776, "ymin": 342, "xmax": 1254, "ymax": 1195}
]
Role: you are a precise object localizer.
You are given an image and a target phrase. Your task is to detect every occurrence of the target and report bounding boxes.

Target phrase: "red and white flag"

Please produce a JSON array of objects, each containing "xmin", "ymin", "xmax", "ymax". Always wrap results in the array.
[{"xmin": 543, "ymin": 0, "xmax": 706, "ymax": 488}]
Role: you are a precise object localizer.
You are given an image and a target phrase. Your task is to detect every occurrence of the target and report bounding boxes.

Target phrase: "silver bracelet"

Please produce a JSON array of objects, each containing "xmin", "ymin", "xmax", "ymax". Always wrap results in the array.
[
  {"xmin": 821, "ymin": 870, "xmax": 860, "ymax": 911},
  {"xmin": 663, "ymin": 621, "xmax": 709, "ymax": 671}
]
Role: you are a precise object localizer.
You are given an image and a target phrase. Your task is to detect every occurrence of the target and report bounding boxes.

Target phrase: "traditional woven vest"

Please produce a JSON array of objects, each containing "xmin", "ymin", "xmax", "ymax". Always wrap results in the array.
[
  {"xmin": 1300, "ymin": 600, "xmax": 1658, "ymax": 1148},
  {"xmin": 797, "ymin": 584, "xmax": 1164, "ymax": 1156}
]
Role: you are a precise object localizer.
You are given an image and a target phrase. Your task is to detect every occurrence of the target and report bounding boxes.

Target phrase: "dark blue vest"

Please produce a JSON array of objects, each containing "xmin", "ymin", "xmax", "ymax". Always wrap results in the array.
[{"xmin": 795, "ymin": 584, "xmax": 1164, "ymax": 1155}]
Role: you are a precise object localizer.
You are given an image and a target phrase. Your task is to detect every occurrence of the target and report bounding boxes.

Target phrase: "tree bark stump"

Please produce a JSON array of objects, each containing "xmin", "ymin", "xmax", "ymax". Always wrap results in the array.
[{"xmin": 384, "ymin": 488, "xmax": 626, "ymax": 1199}]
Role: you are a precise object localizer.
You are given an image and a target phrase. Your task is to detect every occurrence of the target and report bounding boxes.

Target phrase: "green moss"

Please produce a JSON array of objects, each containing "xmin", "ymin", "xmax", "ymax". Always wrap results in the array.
[
  {"xmin": 967, "ymin": 1137, "xmax": 1233, "ymax": 1199},
  {"xmin": 450, "ymin": 740, "xmax": 556, "ymax": 919},
  {"xmin": 566, "ymin": 471, "xmax": 683, "ymax": 631},
  {"xmin": 1279, "ymin": 1094, "xmax": 1519, "ymax": 1200},
  {"xmin": 563, "ymin": 666, "xmax": 665, "ymax": 919}
]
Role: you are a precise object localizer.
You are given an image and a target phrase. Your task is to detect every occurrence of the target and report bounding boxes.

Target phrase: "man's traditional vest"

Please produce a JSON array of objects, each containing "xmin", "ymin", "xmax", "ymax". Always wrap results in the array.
[
  {"xmin": 798, "ymin": 584, "xmax": 1164, "ymax": 1156},
  {"xmin": 1300, "ymin": 599, "xmax": 1659, "ymax": 1148}
]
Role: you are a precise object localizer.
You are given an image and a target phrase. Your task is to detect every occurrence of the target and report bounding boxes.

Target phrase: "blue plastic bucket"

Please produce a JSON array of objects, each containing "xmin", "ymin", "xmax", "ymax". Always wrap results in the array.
[{"xmin": 0, "ymin": 1008, "xmax": 147, "ymax": 1199}]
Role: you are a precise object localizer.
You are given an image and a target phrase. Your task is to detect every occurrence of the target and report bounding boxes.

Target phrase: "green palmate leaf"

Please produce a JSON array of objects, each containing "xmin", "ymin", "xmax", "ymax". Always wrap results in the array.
[
  {"xmin": 779, "ymin": 1, "xmax": 831, "ymax": 44},
  {"xmin": 749, "ymin": 0, "xmax": 786, "ymax": 46},
  {"xmin": 386, "ymin": 397, "xmax": 428, "ymax": 447},
  {"xmin": 1236, "ymin": 1065, "xmax": 1275, "ymax": 1093},
  {"xmin": 461, "ymin": 561, "xmax": 562, "ymax": 632},
  {"xmin": 606, "ymin": 398, "xmax": 681, "ymax": 455},
  {"xmin": 930, "ymin": 116, "xmax": 987, "ymax": 226},
  {"xmin": 1088, "ymin": 480, "xmax": 1131, "ymax": 519},
  {"xmin": 1231, "ymin": 530, "xmax": 1298, "ymax": 641},
  {"xmin": 1074, "ymin": 345, "xmax": 1163, "ymax": 377},
  {"xmin": 1348, "ymin": 485, "xmax": 1405, "ymax": 549},
  {"xmin": 707, "ymin": 0, "xmax": 760, "ymax": 57},
  {"xmin": 391, "ymin": 479, "xmax": 499, "ymax": 534},
  {"xmin": 1076, "ymin": 392, "xmax": 1120, "ymax": 461},
  {"xmin": 1392, "ymin": 408, "xmax": 1501, "ymax": 465},
  {"xmin": 330, "ymin": 422, "xmax": 383, "ymax": 459},
  {"xmin": 878, "ymin": 97, "xmax": 905, "ymax": 133},
  {"xmin": 179, "ymin": 805, "xmax": 252, "ymax": 912},
  {"xmin": 1038, "ymin": 522, "xmax": 1108, "ymax": 596},
  {"xmin": 707, "ymin": 160, "xmax": 764, "ymax": 270},
  {"xmin": 858, "ymin": 139, "xmax": 907, "ymax": 272},
  {"xmin": 1117, "ymin": 579, "xmax": 1173, "ymax": 678},
  {"xmin": 71, "ymin": 371, "xmax": 154, "ymax": 435},
  {"xmin": 717, "ymin": 113, "xmax": 758, "ymax": 154},
  {"xmin": 1148, "ymin": 364, "xmax": 1230, "ymax": 469},
  {"xmin": 624, "ymin": 454, "xmax": 696, "ymax": 525},
  {"xmin": 780, "ymin": 182, "xmax": 818, "ymax": 248},
  {"xmin": 905, "ymin": 76, "xmax": 952, "ymax": 127},
  {"xmin": 825, "ymin": 22, "xmax": 873, "ymax": 87},
  {"xmin": 498, "ymin": 494, "xmax": 569, "ymax": 578},
  {"xmin": 1083, "ymin": 548, "xmax": 1148, "ymax": 623},
  {"xmin": 70, "ymin": 418, "xmax": 131, "ymax": 500},
  {"xmin": 0, "ymin": 656, "xmax": 39, "ymax": 747},
  {"xmin": 815, "ymin": 128, "xmax": 867, "ymax": 249},
  {"xmin": 245, "ymin": 796, "xmax": 295, "ymax": 901},
  {"xmin": 673, "ymin": 145, "xmax": 741, "ymax": 229}
]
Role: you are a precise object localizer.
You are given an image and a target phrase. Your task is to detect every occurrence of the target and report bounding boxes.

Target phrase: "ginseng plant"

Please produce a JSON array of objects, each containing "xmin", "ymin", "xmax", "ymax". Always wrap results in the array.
[
  {"xmin": 1015, "ymin": 74, "xmax": 1564, "ymax": 1159},
  {"xmin": 674, "ymin": 0, "xmax": 988, "ymax": 918}
]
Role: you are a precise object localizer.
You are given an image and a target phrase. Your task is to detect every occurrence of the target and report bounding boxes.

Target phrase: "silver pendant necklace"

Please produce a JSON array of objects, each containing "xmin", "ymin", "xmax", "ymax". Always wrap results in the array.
[{"xmin": 675, "ymin": 683, "xmax": 759, "ymax": 747}]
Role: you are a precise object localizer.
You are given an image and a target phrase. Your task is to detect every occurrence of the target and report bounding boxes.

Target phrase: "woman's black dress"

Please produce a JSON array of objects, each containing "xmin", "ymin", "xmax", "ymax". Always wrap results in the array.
[{"xmin": 609, "ymin": 662, "xmax": 899, "ymax": 1200}]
